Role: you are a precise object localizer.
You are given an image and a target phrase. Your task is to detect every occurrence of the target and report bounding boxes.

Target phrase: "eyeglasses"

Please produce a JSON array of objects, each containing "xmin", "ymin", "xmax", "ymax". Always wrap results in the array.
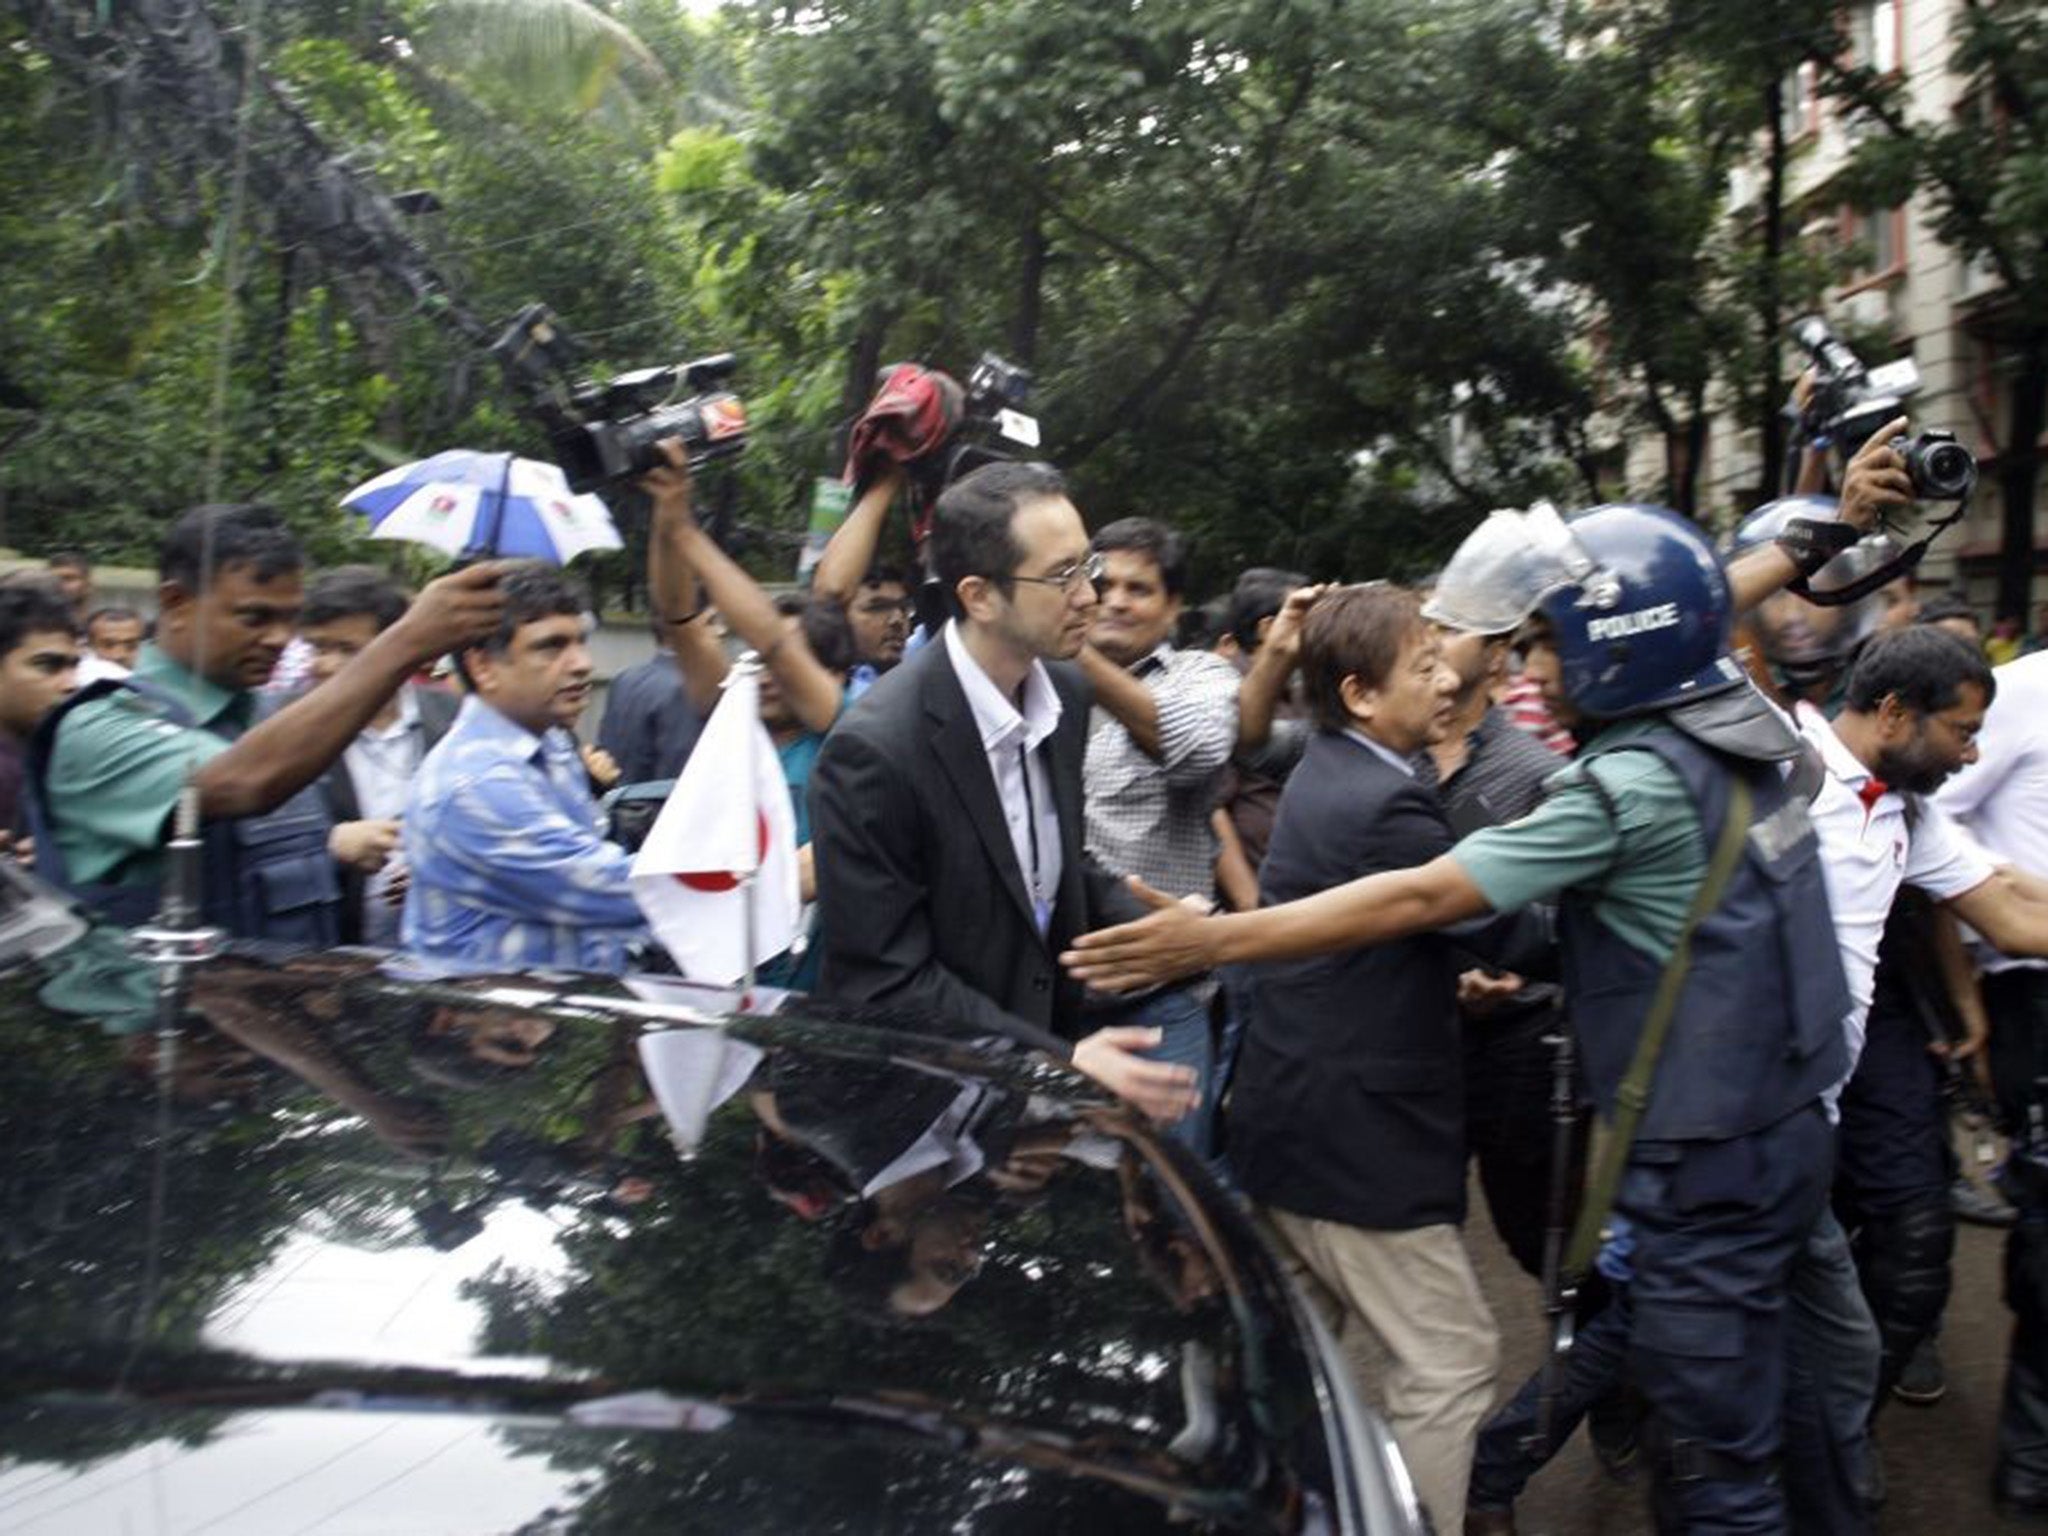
[{"xmin": 1010, "ymin": 551, "xmax": 1106, "ymax": 593}]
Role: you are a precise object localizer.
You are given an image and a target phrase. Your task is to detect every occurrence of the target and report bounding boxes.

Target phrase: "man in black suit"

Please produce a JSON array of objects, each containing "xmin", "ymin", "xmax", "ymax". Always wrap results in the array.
[
  {"xmin": 296, "ymin": 567, "xmax": 460, "ymax": 944},
  {"xmin": 809, "ymin": 461, "xmax": 1197, "ymax": 1123},
  {"xmin": 1231, "ymin": 583, "xmax": 1542, "ymax": 1534}
]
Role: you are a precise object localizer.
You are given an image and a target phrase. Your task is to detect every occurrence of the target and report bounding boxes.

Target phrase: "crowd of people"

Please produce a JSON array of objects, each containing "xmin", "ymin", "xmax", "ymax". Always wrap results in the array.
[{"xmin": 5, "ymin": 399, "xmax": 2048, "ymax": 1535}]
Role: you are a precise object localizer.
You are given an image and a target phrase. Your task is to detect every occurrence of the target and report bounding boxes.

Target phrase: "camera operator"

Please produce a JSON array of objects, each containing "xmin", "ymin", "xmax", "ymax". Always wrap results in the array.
[
  {"xmin": 33, "ymin": 504, "xmax": 508, "ymax": 940},
  {"xmin": 808, "ymin": 461, "xmax": 916, "ymax": 674},
  {"xmin": 641, "ymin": 440, "xmax": 854, "ymax": 985}
]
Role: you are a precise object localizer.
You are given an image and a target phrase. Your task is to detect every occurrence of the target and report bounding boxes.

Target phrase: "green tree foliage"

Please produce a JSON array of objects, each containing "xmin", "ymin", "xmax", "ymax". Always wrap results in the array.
[{"xmin": 3, "ymin": 0, "xmax": 2031, "ymax": 595}]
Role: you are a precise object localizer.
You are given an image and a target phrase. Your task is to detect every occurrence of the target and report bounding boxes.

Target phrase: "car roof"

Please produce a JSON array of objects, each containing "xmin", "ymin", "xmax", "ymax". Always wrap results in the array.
[{"xmin": 0, "ymin": 872, "xmax": 1353, "ymax": 1532}]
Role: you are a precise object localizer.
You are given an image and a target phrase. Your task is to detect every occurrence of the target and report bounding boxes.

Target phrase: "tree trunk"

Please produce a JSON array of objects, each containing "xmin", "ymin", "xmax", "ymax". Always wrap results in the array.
[
  {"xmin": 1995, "ymin": 332, "xmax": 2047, "ymax": 623},
  {"xmin": 1755, "ymin": 73, "xmax": 1788, "ymax": 504},
  {"xmin": 1670, "ymin": 399, "xmax": 1708, "ymax": 519},
  {"xmin": 1010, "ymin": 210, "xmax": 1048, "ymax": 370},
  {"xmin": 839, "ymin": 310, "xmax": 892, "ymax": 423}
]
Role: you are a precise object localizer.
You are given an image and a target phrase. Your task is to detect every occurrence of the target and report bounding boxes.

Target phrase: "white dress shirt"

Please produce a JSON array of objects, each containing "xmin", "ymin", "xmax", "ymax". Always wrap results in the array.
[
  {"xmin": 345, "ymin": 687, "xmax": 425, "ymax": 944},
  {"xmin": 943, "ymin": 621, "xmax": 1064, "ymax": 936},
  {"xmin": 1936, "ymin": 651, "xmax": 2048, "ymax": 974}
]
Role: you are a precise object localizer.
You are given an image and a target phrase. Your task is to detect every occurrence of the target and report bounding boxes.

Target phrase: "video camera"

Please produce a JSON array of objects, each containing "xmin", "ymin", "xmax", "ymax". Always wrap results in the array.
[
  {"xmin": 492, "ymin": 303, "xmax": 748, "ymax": 494},
  {"xmin": 1791, "ymin": 314, "xmax": 1920, "ymax": 454},
  {"xmin": 1790, "ymin": 315, "xmax": 1976, "ymax": 502}
]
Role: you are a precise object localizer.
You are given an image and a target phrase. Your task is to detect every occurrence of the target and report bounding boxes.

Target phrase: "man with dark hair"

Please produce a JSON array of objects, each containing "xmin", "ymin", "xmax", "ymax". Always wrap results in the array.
[
  {"xmin": 845, "ymin": 563, "xmax": 913, "ymax": 687},
  {"xmin": 1229, "ymin": 583, "xmax": 1538, "ymax": 1531},
  {"xmin": 78, "ymin": 606, "xmax": 145, "ymax": 684},
  {"xmin": 809, "ymin": 460, "xmax": 1200, "ymax": 1124},
  {"xmin": 294, "ymin": 566, "xmax": 460, "ymax": 945},
  {"xmin": 1078, "ymin": 516, "xmax": 1239, "ymax": 1149},
  {"xmin": 0, "ymin": 583, "xmax": 80, "ymax": 838},
  {"xmin": 596, "ymin": 618, "xmax": 703, "ymax": 785},
  {"xmin": 1914, "ymin": 594, "xmax": 1983, "ymax": 648},
  {"xmin": 403, "ymin": 561, "xmax": 648, "ymax": 970},
  {"xmin": 36, "ymin": 503, "xmax": 506, "ymax": 936},
  {"xmin": 44, "ymin": 551, "xmax": 91, "ymax": 626}
]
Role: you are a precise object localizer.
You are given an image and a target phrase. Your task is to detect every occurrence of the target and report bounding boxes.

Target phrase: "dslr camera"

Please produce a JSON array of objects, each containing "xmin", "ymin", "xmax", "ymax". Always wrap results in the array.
[
  {"xmin": 493, "ymin": 303, "xmax": 747, "ymax": 493},
  {"xmin": 1889, "ymin": 427, "xmax": 1978, "ymax": 503}
]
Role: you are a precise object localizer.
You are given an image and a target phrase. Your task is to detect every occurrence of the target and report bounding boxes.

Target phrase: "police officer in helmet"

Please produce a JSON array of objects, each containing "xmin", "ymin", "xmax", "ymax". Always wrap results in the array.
[
  {"xmin": 1065, "ymin": 500, "xmax": 1854, "ymax": 1532},
  {"xmin": 1724, "ymin": 492, "xmax": 1893, "ymax": 708}
]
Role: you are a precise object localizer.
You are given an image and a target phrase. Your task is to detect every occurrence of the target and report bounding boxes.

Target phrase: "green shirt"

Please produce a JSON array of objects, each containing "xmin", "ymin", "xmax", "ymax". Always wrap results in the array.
[
  {"xmin": 47, "ymin": 643, "xmax": 254, "ymax": 887},
  {"xmin": 1449, "ymin": 719, "xmax": 1707, "ymax": 963}
]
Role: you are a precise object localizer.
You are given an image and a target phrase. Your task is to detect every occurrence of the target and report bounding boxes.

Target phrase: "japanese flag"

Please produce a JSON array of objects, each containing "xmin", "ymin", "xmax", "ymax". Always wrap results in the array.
[{"xmin": 631, "ymin": 666, "xmax": 801, "ymax": 984}]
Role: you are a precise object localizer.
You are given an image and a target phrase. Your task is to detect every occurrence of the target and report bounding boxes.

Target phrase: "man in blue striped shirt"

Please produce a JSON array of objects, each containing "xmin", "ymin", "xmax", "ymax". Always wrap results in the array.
[{"xmin": 402, "ymin": 564, "xmax": 647, "ymax": 971}]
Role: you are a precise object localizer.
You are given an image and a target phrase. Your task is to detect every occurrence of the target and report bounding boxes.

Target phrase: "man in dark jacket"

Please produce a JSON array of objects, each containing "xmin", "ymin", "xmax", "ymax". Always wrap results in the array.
[
  {"xmin": 295, "ymin": 567, "xmax": 461, "ymax": 944},
  {"xmin": 809, "ymin": 460, "xmax": 1196, "ymax": 1125},
  {"xmin": 1231, "ymin": 583, "xmax": 1542, "ymax": 1532}
]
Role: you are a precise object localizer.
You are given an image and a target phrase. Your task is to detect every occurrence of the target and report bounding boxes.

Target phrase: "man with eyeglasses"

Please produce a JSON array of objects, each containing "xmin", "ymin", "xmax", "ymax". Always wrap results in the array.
[
  {"xmin": 842, "ymin": 564, "xmax": 915, "ymax": 700},
  {"xmin": 809, "ymin": 460, "xmax": 1200, "ymax": 1127}
]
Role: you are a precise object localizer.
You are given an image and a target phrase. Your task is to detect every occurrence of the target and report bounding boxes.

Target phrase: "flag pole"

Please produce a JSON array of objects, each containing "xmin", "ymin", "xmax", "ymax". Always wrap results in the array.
[{"xmin": 730, "ymin": 649, "xmax": 764, "ymax": 1004}]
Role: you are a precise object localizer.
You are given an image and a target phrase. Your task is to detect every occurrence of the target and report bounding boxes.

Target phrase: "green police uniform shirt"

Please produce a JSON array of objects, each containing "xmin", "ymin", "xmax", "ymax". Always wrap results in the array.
[
  {"xmin": 46, "ymin": 643, "xmax": 254, "ymax": 887},
  {"xmin": 1449, "ymin": 719, "xmax": 1708, "ymax": 964}
]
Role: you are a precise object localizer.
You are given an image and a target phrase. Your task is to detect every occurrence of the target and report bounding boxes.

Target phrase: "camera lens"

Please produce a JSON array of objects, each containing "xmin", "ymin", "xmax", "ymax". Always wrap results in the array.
[{"xmin": 1920, "ymin": 442, "xmax": 1975, "ymax": 498}]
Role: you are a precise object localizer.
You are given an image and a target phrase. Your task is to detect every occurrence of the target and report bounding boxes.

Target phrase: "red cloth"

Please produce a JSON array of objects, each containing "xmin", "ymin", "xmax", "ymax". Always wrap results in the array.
[{"xmin": 843, "ymin": 365, "xmax": 962, "ymax": 483}]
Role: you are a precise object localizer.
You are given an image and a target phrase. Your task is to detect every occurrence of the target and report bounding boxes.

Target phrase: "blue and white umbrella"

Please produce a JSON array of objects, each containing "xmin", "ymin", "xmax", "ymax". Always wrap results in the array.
[{"xmin": 342, "ymin": 449, "xmax": 624, "ymax": 564}]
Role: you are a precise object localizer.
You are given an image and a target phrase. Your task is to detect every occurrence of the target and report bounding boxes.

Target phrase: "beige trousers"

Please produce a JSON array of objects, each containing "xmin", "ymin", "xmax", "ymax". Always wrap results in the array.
[{"xmin": 1267, "ymin": 1207, "xmax": 1500, "ymax": 1533}]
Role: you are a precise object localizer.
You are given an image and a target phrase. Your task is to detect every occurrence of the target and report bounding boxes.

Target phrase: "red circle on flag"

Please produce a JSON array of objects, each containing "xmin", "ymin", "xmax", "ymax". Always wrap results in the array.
[{"xmin": 672, "ymin": 811, "xmax": 771, "ymax": 893}]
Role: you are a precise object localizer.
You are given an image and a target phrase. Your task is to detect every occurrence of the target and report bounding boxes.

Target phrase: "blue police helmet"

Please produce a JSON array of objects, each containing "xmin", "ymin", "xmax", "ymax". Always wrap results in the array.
[{"xmin": 1541, "ymin": 503, "xmax": 1746, "ymax": 719}]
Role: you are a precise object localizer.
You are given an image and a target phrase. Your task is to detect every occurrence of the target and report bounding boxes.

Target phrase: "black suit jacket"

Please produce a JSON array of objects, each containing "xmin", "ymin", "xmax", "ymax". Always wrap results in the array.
[
  {"xmin": 810, "ymin": 638, "xmax": 1145, "ymax": 1056},
  {"xmin": 597, "ymin": 655, "xmax": 703, "ymax": 784},
  {"xmin": 317, "ymin": 685, "xmax": 459, "ymax": 945},
  {"xmin": 1231, "ymin": 731, "xmax": 1542, "ymax": 1231}
]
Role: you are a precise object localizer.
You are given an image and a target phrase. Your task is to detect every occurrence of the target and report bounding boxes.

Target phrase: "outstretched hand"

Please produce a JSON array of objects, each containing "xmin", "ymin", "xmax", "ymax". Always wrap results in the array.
[
  {"xmin": 1070, "ymin": 1024, "xmax": 1200, "ymax": 1124},
  {"xmin": 1062, "ymin": 877, "xmax": 1219, "ymax": 994}
]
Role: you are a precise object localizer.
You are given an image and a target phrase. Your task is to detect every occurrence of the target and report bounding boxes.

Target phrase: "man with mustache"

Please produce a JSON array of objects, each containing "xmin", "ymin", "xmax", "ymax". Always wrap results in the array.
[
  {"xmin": 402, "ymin": 562, "xmax": 647, "ymax": 971},
  {"xmin": 36, "ymin": 502, "xmax": 505, "ymax": 939}
]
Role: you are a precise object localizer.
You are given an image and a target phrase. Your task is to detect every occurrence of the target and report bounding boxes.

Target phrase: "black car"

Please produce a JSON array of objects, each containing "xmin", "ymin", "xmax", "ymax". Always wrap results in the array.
[{"xmin": 0, "ymin": 866, "xmax": 1424, "ymax": 1534}]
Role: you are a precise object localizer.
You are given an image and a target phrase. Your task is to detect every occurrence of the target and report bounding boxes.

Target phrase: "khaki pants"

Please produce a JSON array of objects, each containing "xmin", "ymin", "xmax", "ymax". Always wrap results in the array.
[{"xmin": 1267, "ymin": 1207, "xmax": 1499, "ymax": 1533}]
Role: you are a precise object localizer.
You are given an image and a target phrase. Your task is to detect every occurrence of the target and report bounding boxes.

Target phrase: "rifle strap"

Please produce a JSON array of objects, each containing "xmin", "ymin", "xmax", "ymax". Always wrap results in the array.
[{"xmin": 1562, "ymin": 775, "xmax": 1754, "ymax": 1277}]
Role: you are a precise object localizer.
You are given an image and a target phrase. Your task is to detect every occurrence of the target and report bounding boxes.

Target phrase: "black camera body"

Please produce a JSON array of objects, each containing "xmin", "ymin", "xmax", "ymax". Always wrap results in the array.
[
  {"xmin": 913, "ymin": 351, "xmax": 1038, "ymax": 497},
  {"xmin": 1889, "ymin": 428, "xmax": 1979, "ymax": 502},
  {"xmin": 493, "ymin": 304, "xmax": 747, "ymax": 493}
]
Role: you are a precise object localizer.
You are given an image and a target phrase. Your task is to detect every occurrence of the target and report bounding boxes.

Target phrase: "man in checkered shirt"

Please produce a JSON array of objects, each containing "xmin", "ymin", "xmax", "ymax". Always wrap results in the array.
[{"xmin": 1077, "ymin": 517, "xmax": 1240, "ymax": 1154}]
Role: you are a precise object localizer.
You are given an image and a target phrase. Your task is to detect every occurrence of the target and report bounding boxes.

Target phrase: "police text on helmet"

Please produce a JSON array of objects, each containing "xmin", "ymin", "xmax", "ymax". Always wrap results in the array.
[{"xmin": 1585, "ymin": 603, "xmax": 1681, "ymax": 643}]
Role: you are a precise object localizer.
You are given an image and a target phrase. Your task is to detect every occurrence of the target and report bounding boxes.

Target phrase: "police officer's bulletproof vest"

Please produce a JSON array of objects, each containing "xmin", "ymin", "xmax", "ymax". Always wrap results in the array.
[
  {"xmin": 27, "ymin": 678, "xmax": 342, "ymax": 944},
  {"xmin": 1559, "ymin": 724, "xmax": 1849, "ymax": 1142}
]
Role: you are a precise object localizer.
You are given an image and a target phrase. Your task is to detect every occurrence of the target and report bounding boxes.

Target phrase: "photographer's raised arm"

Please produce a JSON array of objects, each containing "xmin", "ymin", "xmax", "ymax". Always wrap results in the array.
[
  {"xmin": 1237, "ymin": 584, "xmax": 1325, "ymax": 756},
  {"xmin": 809, "ymin": 464, "xmax": 907, "ymax": 609},
  {"xmin": 194, "ymin": 564, "xmax": 511, "ymax": 819},
  {"xmin": 1726, "ymin": 418, "xmax": 1912, "ymax": 616},
  {"xmin": 643, "ymin": 443, "xmax": 841, "ymax": 734}
]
